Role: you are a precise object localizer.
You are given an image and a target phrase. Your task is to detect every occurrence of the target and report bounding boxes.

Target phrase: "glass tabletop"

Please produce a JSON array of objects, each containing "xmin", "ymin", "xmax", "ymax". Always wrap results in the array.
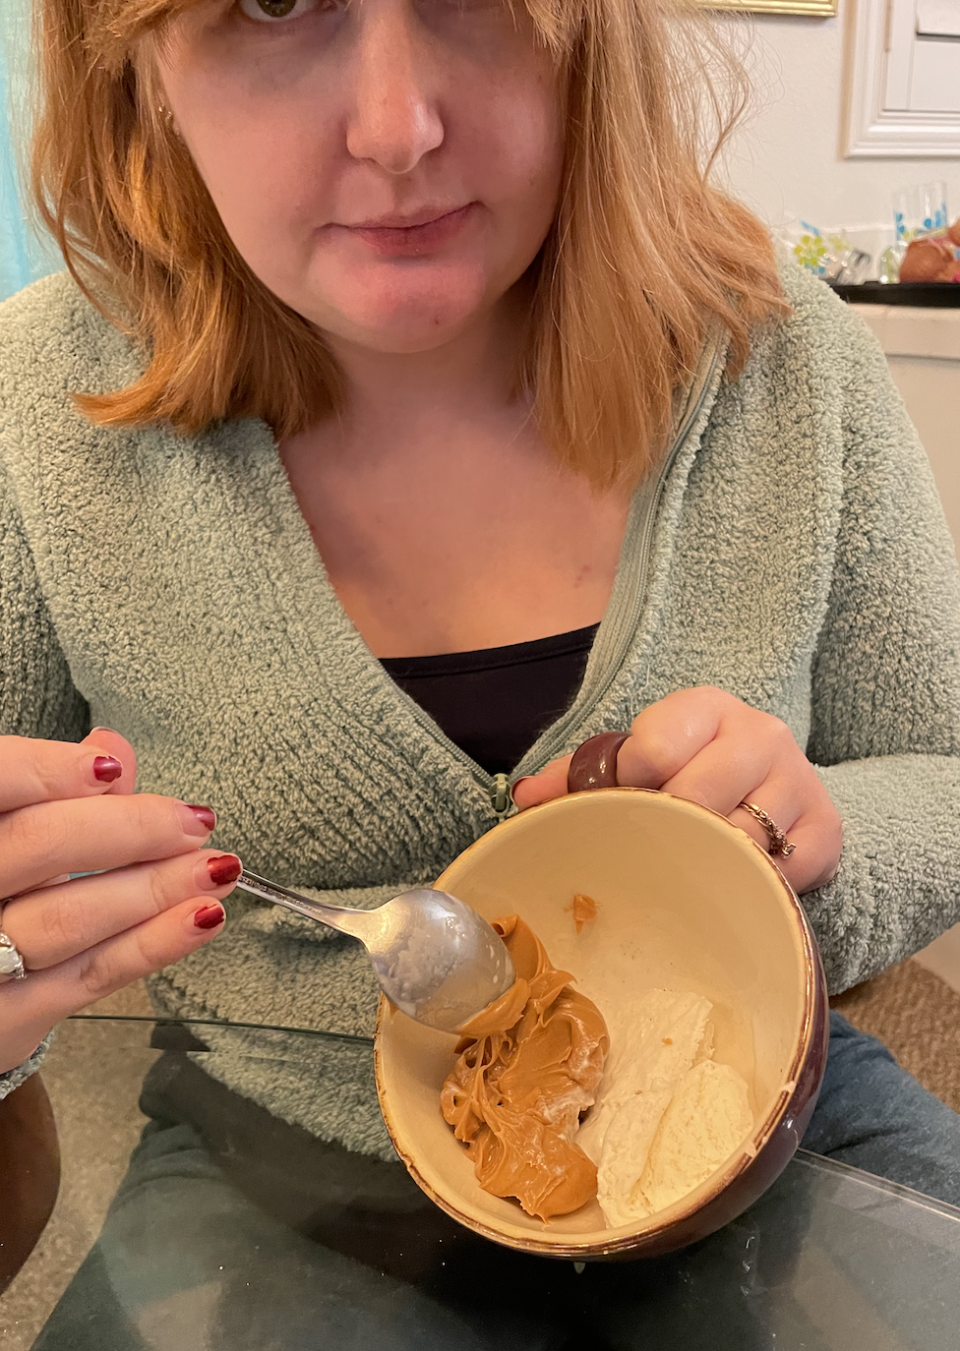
[{"xmin": 3, "ymin": 1013, "xmax": 960, "ymax": 1351}]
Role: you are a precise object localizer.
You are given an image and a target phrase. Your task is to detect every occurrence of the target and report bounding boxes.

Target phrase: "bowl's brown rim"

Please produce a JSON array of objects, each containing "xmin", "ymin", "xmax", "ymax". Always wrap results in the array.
[{"xmin": 374, "ymin": 786, "xmax": 826, "ymax": 1258}]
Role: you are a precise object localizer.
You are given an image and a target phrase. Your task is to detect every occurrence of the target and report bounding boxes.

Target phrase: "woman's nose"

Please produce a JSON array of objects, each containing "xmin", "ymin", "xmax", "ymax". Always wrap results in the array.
[{"xmin": 345, "ymin": 3, "xmax": 444, "ymax": 175}]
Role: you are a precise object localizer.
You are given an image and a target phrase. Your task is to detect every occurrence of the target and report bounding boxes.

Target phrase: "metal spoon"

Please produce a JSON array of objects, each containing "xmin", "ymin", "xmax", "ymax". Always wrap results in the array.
[{"xmin": 234, "ymin": 870, "xmax": 516, "ymax": 1034}]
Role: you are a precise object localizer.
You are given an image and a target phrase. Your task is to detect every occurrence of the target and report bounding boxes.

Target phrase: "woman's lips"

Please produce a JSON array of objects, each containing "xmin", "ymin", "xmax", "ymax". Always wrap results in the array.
[{"xmin": 339, "ymin": 203, "xmax": 476, "ymax": 256}]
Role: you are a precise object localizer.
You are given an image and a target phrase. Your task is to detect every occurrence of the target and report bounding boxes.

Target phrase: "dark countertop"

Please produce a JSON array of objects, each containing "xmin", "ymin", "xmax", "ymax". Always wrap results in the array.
[{"xmin": 830, "ymin": 281, "xmax": 960, "ymax": 307}]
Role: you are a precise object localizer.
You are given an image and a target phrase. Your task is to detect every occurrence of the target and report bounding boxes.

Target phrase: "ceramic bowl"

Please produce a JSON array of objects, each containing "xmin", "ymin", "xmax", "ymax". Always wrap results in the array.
[{"xmin": 375, "ymin": 776, "xmax": 828, "ymax": 1260}]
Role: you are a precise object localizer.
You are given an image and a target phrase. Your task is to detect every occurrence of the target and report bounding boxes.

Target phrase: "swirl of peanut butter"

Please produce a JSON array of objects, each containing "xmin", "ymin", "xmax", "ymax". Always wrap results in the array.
[{"xmin": 440, "ymin": 915, "xmax": 609, "ymax": 1221}]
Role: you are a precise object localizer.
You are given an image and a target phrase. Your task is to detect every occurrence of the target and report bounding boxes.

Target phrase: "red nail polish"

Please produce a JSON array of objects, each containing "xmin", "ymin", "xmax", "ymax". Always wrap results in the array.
[
  {"xmin": 206, "ymin": 855, "xmax": 242, "ymax": 886},
  {"xmin": 93, "ymin": 755, "xmax": 123, "ymax": 784},
  {"xmin": 194, "ymin": 904, "xmax": 225, "ymax": 930},
  {"xmin": 187, "ymin": 805, "xmax": 216, "ymax": 832}
]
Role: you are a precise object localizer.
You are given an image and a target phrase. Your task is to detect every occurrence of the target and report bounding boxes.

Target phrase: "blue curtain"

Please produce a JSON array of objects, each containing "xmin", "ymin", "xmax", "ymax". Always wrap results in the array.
[{"xmin": 1, "ymin": 2, "xmax": 58, "ymax": 302}]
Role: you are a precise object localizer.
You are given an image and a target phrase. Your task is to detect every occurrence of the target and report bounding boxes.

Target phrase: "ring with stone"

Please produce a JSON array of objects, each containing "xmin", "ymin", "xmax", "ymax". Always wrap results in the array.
[
  {"xmin": 0, "ymin": 916, "xmax": 27, "ymax": 983},
  {"xmin": 737, "ymin": 800, "xmax": 797, "ymax": 858}
]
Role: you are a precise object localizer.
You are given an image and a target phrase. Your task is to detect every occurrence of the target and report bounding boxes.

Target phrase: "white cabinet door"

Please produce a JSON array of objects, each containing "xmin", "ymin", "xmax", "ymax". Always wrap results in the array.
[
  {"xmin": 844, "ymin": 0, "xmax": 960, "ymax": 155},
  {"xmin": 885, "ymin": 0, "xmax": 960, "ymax": 114}
]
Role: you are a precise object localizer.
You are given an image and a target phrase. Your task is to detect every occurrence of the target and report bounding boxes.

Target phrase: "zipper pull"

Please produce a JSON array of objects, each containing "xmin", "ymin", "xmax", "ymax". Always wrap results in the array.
[{"xmin": 491, "ymin": 772, "xmax": 511, "ymax": 819}]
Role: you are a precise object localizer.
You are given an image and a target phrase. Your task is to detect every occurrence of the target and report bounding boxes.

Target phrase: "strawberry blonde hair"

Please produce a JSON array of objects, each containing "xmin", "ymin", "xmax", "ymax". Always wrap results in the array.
[{"xmin": 31, "ymin": 0, "xmax": 785, "ymax": 489}]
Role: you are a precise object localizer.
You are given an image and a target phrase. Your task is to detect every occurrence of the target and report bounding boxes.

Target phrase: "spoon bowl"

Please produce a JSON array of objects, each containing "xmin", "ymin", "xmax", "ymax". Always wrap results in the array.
[{"xmin": 234, "ymin": 872, "xmax": 515, "ymax": 1033}]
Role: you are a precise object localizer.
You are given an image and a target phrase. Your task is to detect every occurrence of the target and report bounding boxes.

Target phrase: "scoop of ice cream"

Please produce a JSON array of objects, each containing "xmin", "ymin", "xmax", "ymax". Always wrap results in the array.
[
  {"xmin": 641, "ymin": 1060, "xmax": 753, "ymax": 1212},
  {"xmin": 574, "ymin": 987, "xmax": 752, "ymax": 1227},
  {"xmin": 577, "ymin": 988, "xmax": 713, "ymax": 1165},
  {"xmin": 599, "ymin": 1059, "xmax": 753, "ymax": 1225},
  {"xmin": 594, "ymin": 1084, "xmax": 675, "ymax": 1227},
  {"xmin": 440, "ymin": 914, "xmax": 609, "ymax": 1221}
]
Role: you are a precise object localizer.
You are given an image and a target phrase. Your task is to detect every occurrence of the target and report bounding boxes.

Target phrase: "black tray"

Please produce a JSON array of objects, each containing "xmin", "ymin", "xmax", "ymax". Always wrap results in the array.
[{"xmin": 830, "ymin": 281, "xmax": 960, "ymax": 307}]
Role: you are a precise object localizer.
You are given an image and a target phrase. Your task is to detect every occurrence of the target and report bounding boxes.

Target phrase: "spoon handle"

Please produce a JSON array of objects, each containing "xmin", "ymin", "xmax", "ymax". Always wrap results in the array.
[{"xmin": 234, "ymin": 870, "xmax": 374, "ymax": 942}]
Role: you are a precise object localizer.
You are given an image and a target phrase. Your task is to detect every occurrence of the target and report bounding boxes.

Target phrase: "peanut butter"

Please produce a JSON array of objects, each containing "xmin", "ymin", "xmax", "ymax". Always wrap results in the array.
[
  {"xmin": 440, "ymin": 915, "xmax": 609, "ymax": 1221},
  {"xmin": 569, "ymin": 892, "xmax": 599, "ymax": 933}
]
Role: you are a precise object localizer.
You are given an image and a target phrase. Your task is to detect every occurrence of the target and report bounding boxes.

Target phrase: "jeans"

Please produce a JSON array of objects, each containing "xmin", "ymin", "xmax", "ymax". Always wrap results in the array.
[{"xmin": 31, "ymin": 1014, "xmax": 960, "ymax": 1351}]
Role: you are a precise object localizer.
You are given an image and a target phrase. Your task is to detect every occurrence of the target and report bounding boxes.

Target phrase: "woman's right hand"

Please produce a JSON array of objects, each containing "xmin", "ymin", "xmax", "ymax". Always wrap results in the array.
[{"xmin": 0, "ymin": 728, "xmax": 239, "ymax": 1074}]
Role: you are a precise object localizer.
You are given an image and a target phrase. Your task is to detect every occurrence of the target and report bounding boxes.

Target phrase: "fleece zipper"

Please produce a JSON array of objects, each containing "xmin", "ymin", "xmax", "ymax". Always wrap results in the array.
[{"xmin": 395, "ymin": 337, "xmax": 726, "ymax": 822}]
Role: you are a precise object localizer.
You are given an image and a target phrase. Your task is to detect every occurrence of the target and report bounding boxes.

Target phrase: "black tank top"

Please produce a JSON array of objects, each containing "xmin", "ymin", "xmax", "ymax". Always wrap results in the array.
[{"xmin": 380, "ymin": 623, "xmax": 599, "ymax": 776}]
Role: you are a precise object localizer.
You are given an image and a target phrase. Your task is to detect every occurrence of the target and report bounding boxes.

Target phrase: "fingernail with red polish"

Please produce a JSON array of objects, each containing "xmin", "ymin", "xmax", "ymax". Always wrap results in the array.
[
  {"xmin": 194, "ymin": 903, "xmax": 225, "ymax": 931},
  {"xmin": 93, "ymin": 755, "xmax": 123, "ymax": 784},
  {"xmin": 206, "ymin": 854, "xmax": 242, "ymax": 887},
  {"xmin": 184, "ymin": 804, "xmax": 216, "ymax": 834}
]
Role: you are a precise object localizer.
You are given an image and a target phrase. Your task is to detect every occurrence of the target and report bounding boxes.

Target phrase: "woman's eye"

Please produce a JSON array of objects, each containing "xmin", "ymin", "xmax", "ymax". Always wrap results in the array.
[{"xmin": 237, "ymin": 0, "xmax": 320, "ymax": 22}]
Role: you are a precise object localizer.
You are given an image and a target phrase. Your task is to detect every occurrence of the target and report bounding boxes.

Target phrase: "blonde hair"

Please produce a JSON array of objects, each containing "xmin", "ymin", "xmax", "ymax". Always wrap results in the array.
[{"xmin": 32, "ymin": 0, "xmax": 785, "ymax": 489}]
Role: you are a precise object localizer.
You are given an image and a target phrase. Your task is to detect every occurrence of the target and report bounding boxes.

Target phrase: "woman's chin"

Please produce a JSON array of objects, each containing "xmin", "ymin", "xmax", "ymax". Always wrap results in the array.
[
  {"xmin": 298, "ymin": 261, "xmax": 501, "ymax": 353},
  {"xmin": 343, "ymin": 320, "xmax": 482, "ymax": 355},
  {"xmin": 316, "ymin": 304, "xmax": 493, "ymax": 355}
]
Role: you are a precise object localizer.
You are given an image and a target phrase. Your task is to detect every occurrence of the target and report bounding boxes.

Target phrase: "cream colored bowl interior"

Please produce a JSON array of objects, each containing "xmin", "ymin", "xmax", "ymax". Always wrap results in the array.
[{"xmin": 376, "ymin": 788, "xmax": 811, "ymax": 1250}]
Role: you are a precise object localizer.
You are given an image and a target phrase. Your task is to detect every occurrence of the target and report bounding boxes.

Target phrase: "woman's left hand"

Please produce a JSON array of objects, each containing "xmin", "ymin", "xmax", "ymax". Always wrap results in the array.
[{"xmin": 511, "ymin": 686, "xmax": 843, "ymax": 895}]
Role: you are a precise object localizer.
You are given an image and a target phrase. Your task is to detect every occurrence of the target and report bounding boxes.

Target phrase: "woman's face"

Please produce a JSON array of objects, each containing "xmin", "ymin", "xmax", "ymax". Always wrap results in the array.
[{"xmin": 155, "ymin": 0, "xmax": 566, "ymax": 356}]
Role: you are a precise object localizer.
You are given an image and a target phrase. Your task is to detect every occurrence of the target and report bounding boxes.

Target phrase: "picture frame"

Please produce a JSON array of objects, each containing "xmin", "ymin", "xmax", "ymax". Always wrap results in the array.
[{"xmin": 702, "ymin": 0, "xmax": 838, "ymax": 15}]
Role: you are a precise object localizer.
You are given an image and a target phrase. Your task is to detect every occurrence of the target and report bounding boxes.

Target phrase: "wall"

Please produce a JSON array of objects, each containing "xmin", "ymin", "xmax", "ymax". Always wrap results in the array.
[
  {"xmin": 718, "ymin": 0, "xmax": 960, "ymax": 261},
  {"xmin": 0, "ymin": 1, "xmax": 58, "ymax": 298}
]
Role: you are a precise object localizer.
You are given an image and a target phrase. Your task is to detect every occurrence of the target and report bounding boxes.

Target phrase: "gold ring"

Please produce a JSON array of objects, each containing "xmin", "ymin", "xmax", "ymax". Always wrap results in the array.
[{"xmin": 737, "ymin": 801, "xmax": 796, "ymax": 858}]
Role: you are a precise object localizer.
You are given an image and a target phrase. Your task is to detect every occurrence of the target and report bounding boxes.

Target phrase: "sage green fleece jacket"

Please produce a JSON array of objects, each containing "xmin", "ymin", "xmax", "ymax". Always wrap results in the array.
[{"xmin": 1, "ymin": 259, "xmax": 960, "ymax": 1159}]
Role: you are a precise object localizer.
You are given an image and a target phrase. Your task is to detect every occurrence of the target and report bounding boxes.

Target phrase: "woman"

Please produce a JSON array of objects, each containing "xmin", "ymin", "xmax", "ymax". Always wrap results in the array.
[{"xmin": 1, "ymin": 0, "xmax": 959, "ymax": 1343}]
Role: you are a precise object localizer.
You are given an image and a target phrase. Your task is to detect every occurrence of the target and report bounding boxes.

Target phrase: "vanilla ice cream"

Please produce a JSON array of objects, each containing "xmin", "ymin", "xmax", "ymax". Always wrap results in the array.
[{"xmin": 577, "ymin": 988, "xmax": 753, "ymax": 1227}]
